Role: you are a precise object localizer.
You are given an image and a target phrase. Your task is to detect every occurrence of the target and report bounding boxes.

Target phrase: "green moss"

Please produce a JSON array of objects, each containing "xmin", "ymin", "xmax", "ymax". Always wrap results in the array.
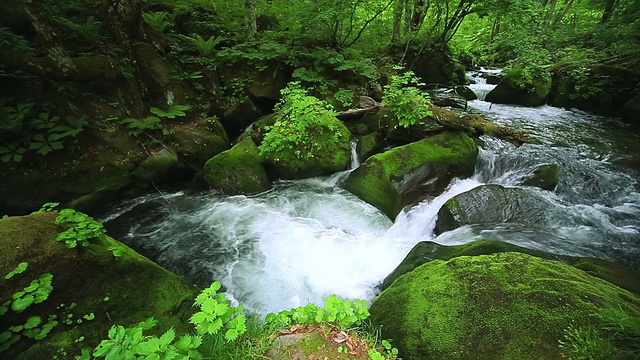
[
  {"xmin": 521, "ymin": 164, "xmax": 560, "ymax": 191},
  {"xmin": 265, "ymin": 331, "xmax": 364, "ymax": 360},
  {"xmin": 343, "ymin": 131, "xmax": 478, "ymax": 219},
  {"xmin": 131, "ymin": 148, "xmax": 180, "ymax": 184},
  {"xmin": 0, "ymin": 213, "xmax": 199, "ymax": 359},
  {"xmin": 370, "ymin": 252, "xmax": 640, "ymax": 360},
  {"xmin": 486, "ymin": 66, "xmax": 551, "ymax": 107},
  {"xmin": 203, "ymin": 139, "xmax": 270, "ymax": 195}
]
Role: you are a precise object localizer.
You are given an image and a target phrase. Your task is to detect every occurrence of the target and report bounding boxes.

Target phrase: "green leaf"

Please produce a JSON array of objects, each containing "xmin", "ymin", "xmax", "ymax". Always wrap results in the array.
[
  {"xmin": 12, "ymin": 295, "xmax": 34, "ymax": 312},
  {"xmin": 159, "ymin": 328, "xmax": 175, "ymax": 346},
  {"xmin": 224, "ymin": 328, "xmax": 239, "ymax": 342},
  {"xmin": 24, "ymin": 316, "xmax": 42, "ymax": 329},
  {"xmin": 206, "ymin": 318, "xmax": 223, "ymax": 335},
  {"xmin": 5, "ymin": 262, "xmax": 28, "ymax": 279}
]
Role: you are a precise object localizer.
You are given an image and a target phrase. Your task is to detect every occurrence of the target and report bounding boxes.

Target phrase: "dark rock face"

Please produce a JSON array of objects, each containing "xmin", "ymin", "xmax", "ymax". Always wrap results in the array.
[
  {"xmin": 550, "ymin": 64, "xmax": 640, "ymax": 117},
  {"xmin": 486, "ymin": 66, "xmax": 551, "ymax": 107},
  {"xmin": 623, "ymin": 94, "xmax": 640, "ymax": 124},
  {"xmin": 370, "ymin": 252, "xmax": 640, "ymax": 360},
  {"xmin": 343, "ymin": 132, "xmax": 478, "ymax": 220}
]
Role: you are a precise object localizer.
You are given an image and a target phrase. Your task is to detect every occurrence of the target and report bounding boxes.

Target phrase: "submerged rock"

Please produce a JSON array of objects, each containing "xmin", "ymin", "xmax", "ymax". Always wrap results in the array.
[
  {"xmin": 520, "ymin": 163, "xmax": 560, "ymax": 191},
  {"xmin": 203, "ymin": 139, "xmax": 270, "ymax": 195},
  {"xmin": 0, "ymin": 213, "xmax": 199, "ymax": 359},
  {"xmin": 486, "ymin": 65, "xmax": 551, "ymax": 107},
  {"xmin": 435, "ymin": 184, "xmax": 560, "ymax": 235},
  {"xmin": 370, "ymin": 252, "xmax": 640, "ymax": 360},
  {"xmin": 343, "ymin": 132, "xmax": 478, "ymax": 220}
]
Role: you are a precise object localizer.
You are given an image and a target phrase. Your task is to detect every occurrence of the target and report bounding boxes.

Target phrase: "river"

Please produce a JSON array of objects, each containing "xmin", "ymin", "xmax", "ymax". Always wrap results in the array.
[{"xmin": 100, "ymin": 71, "xmax": 640, "ymax": 315}]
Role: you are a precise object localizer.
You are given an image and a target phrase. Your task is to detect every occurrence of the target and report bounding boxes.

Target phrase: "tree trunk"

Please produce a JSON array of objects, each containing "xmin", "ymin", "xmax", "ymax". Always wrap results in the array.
[
  {"xmin": 551, "ymin": 0, "xmax": 576, "ymax": 28},
  {"xmin": 245, "ymin": 0, "xmax": 257, "ymax": 41},
  {"xmin": 600, "ymin": 0, "xmax": 619, "ymax": 24},
  {"xmin": 543, "ymin": 0, "xmax": 557, "ymax": 29},
  {"xmin": 392, "ymin": 0, "xmax": 404, "ymax": 43}
]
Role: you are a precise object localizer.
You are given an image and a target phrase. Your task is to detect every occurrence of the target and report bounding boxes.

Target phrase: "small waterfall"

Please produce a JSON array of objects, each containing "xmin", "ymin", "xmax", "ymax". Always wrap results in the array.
[
  {"xmin": 323, "ymin": 139, "xmax": 360, "ymax": 186},
  {"xmin": 467, "ymin": 69, "xmax": 498, "ymax": 101},
  {"xmin": 349, "ymin": 139, "xmax": 360, "ymax": 170}
]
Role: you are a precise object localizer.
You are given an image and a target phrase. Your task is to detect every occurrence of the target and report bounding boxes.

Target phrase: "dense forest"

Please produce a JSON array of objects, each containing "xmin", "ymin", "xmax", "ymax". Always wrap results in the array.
[{"xmin": 1, "ymin": 0, "xmax": 640, "ymax": 359}]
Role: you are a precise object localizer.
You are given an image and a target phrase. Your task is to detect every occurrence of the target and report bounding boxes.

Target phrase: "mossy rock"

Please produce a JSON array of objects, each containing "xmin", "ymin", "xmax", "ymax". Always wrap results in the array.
[
  {"xmin": 0, "ymin": 213, "xmax": 199, "ymax": 359},
  {"xmin": 622, "ymin": 93, "xmax": 640, "ymax": 125},
  {"xmin": 131, "ymin": 148, "xmax": 181, "ymax": 185},
  {"xmin": 221, "ymin": 98, "xmax": 264, "ymax": 138},
  {"xmin": 171, "ymin": 119, "xmax": 230, "ymax": 168},
  {"xmin": 360, "ymin": 108, "xmax": 445, "ymax": 143},
  {"xmin": 265, "ymin": 331, "xmax": 366, "ymax": 360},
  {"xmin": 380, "ymin": 240, "xmax": 640, "ymax": 295},
  {"xmin": 520, "ymin": 163, "xmax": 559, "ymax": 191},
  {"xmin": 435, "ymin": 184, "xmax": 565, "ymax": 235},
  {"xmin": 343, "ymin": 131, "xmax": 478, "ymax": 220},
  {"xmin": 486, "ymin": 65, "xmax": 551, "ymax": 107},
  {"xmin": 356, "ymin": 132, "xmax": 383, "ymax": 161},
  {"xmin": 370, "ymin": 252, "xmax": 640, "ymax": 360},
  {"xmin": 203, "ymin": 139, "xmax": 270, "ymax": 195},
  {"xmin": 550, "ymin": 64, "xmax": 640, "ymax": 116}
]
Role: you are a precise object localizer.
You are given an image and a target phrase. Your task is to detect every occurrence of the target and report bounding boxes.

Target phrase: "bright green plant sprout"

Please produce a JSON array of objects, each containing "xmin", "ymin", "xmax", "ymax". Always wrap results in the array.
[
  {"xmin": 382, "ymin": 69, "xmax": 432, "ymax": 128},
  {"xmin": 55, "ymin": 209, "xmax": 107, "ymax": 249},
  {"xmin": 184, "ymin": 34, "xmax": 223, "ymax": 57},
  {"xmin": 32, "ymin": 202, "xmax": 59, "ymax": 214},
  {"xmin": 4, "ymin": 262, "xmax": 28, "ymax": 280},
  {"xmin": 190, "ymin": 281, "xmax": 247, "ymax": 342}
]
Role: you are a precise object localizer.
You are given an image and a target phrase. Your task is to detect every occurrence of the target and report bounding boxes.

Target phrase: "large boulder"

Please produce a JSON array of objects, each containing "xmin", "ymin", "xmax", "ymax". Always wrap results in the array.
[
  {"xmin": 0, "ymin": 213, "xmax": 199, "ymax": 359},
  {"xmin": 519, "ymin": 163, "xmax": 559, "ymax": 191},
  {"xmin": 170, "ymin": 118, "xmax": 230, "ymax": 168},
  {"xmin": 435, "ymin": 184, "xmax": 563, "ymax": 235},
  {"xmin": 203, "ymin": 139, "xmax": 270, "ymax": 195},
  {"xmin": 370, "ymin": 252, "xmax": 640, "ymax": 360},
  {"xmin": 221, "ymin": 98, "xmax": 264, "ymax": 138},
  {"xmin": 380, "ymin": 240, "xmax": 640, "ymax": 295},
  {"xmin": 550, "ymin": 64, "xmax": 640, "ymax": 116},
  {"xmin": 391, "ymin": 43, "xmax": 456, "ymax": 85},
  {"xmin": 343, "ymin": 132, "xmax": 478, "ymax": 220},
  {"xmin": 131, "ymin": 148, "xmax": 181, "ymax": 185},
  {"xmin": 486, "ymin": 65, "xmax": 551, "ymax": 107}
]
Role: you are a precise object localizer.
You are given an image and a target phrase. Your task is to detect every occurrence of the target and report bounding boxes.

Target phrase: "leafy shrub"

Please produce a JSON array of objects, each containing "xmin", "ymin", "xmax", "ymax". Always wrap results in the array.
[
  {"xmin": 382, "ymin": 70, "xmax": 432, "ymax": 128},
  {"xmin": 143, "ymin": 11, "xmax": 172, "ymax": 32},
  {"xmin": 259, "ymin": 82, "xmax": 346, "ymax": 162}
]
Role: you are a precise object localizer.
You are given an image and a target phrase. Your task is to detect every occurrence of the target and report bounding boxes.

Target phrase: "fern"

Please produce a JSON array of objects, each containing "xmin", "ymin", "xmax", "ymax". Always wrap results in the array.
[
  {"xmin": 143, "ymin": 12, "xmax": 171, "ymax": 33},
  {"xmin": 150, "ymin": 105, "xmax": 190, "ymax": 119},
  {"xmin": 184, "ymin": 35, "xmax": 223, "ymax": 56}
]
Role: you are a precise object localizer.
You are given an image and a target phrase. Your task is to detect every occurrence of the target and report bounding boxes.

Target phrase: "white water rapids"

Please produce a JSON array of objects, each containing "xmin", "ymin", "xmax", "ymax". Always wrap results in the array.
[{"xmin": 101, "ymin": 71, "xmax": 640, "ymax": 316}]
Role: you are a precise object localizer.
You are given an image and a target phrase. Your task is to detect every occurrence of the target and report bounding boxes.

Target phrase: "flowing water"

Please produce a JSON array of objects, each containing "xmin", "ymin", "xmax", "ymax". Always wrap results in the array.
[{"xmin": 101, "ymin": 73, "xmax": 640, "ymax": 315}]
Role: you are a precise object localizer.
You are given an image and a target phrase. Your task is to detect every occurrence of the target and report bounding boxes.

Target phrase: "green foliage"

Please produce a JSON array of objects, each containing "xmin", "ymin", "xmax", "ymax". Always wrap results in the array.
[
  {"xmin": 89, "ymin": 318, "xmax": 202, "ymax": 360},
  {"xmin": 0, "ymin": 26, "xmax": 34, "ymax": 66},
  {"xmin": 265, "ymin": 294, "xmax": 370, "ymax": 329},
  {"xmin": 184, "ymin": 34, "xmax": 223, "ymax": 56},
  {"xmin": 382, "ymin": 70, "xmax": 432, "ymax": 128},
  {"xmin": 33, "ymin": 202, "xmax": 60, "ymax": 214},
  {"xmin": 0, "ymin": 102, "xmax": 34, "ymax": 133},
  {"xmin": 0, "ymin": 143, "xmax": 26, "ymax": 163},
  {"xmin": 259, "ymin": 82, "xmax": 345, "ymax": 162},
  {"xmin": 54, "ymin": 16, "xmax": 104, "ymax": 43},
  {"xmin": 190, "ymin": 281, "xmax": 247, "ymax": 342},
  {"xmin": 4, "ymin": 262, "xmax": 28, "ymax": 280},
  {"xmin": 143, "ymin": 11, "xmax": 172, "ymax": 32},
  {"xmin": 334, "ymin": 89, "xmax": 356, "ymax": 108},
  {"xmin": 150, "ymin": 105, "xmax": 191, "ymax": 119},
  {"xmin": 55, "ymin": 209, "xmax": 107, "ymax": 249},
  {"xmin": 122, "ymin": 116, "xmax": 163, "ymax": 137}
]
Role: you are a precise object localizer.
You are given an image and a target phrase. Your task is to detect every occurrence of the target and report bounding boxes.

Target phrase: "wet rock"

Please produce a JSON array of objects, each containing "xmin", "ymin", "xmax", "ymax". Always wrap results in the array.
[
  {"xmin": 222, "ymin": 98, "xmax": 264, "ymax": 138},
  {"xmin": 550, "ymin": 64, "xmax": 640, "ymax": 116},
  {"xmin": 131, "ymin": 148, "xmax": 180, "ymax": 185},
  {"xmin": 520, "ymin": 163, "xmax": 559, "ymax": 191},
  {"xmin": 622, "ymin": 93, "xmax": 640, "ymax": 124},
  {"xmin": 171, "ymin": 119, "xmax": 230, "ymax": 168},
  {"xmin": 203, "ymin": 139, "xmax": 270, "ymax": 195},
  {"xmin": 370, "ymin": 252, "xmax": 640, "ymax": 360},
  {"xmin": 344, "ymin": 132, "xmax": 478, "ymax": 220},
  {"xmin": 434, "ymin": 184, "xmax": 558, "ymax": 235},
  {"xmin": 454, "ymin": 85, "xmax": 477, "ymax": 100},
  {"xmin": 356, "ymin": 132, "xmax": 383, "ymax": 161},
  {"xmin": 486, "ymin": 65, "xmax": 551, "ymax": 107},
  {"xmin": 0, "ymin": 213, "xmax": 199, "ymax": 359},
  {"xmin": 428, "ymin": 90, "xmax": 467, "ymax": 109}
]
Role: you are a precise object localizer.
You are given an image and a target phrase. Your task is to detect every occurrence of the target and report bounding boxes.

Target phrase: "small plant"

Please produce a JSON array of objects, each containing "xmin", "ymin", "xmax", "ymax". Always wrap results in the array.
[
  {"xmin": 382, "ymin": 69, "xmax": 432, "ymax": 128},
  {"xmin": 29, "ymin": 134, "xmax": 64, "ymax": 155},
  {"xmin": 0, "ymin": 142, "xmax": 26, "ymax": 163},
  {"xmin": 334, "ymin": 89, "xmax": 356, "ymax": 108},
  {"xmin": 265, "ymin": 294, "xmax": 370, "ymax": 329},
  {"xmin": 85, "ymin": 317, "xmax": 202, "ymax": 360},
  {"xmin": 150, "ymin": 105, "xmax": 190, "ymax": 119},
  {"xmin": 192, "ymin": 0, "xmax": 216, "ymax": 11},
  {"xmin": 0, "ymin": 102, "xmax": 34, "ymax": 133},
  {"xmin": 122, "ymin": 116, "xmax": 163, "ymax": 137},
  {"xmin": 184, "ymin": 35, "xmax": 223, "ymax": 56},
  {"xmin": 143, "ymin": 11, "xmax": 171, "ymax": 33},
  {"xmin": 190, "ymin": 281, "xmax": 247, "ymax": 342},
  {"xmin": 54, "ymin": 209, "xmax": 107, "ymax": 249}
]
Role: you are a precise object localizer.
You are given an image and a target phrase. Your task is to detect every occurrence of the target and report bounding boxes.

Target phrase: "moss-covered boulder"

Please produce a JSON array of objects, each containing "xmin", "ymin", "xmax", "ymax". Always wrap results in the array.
[
  {"xmin": 370, "ymin": 252, "xmax": 640, "ymax": 360},
  {"xmin": 0, "ymin": 213, "xmax": 199, "ymax": 359},
  {"xmin": 380, "ymin": 240, "xmax": 640, "ymax": 295},
  {"xmin": 520, "ymin": 163, "xmax": 560, "ymax": 191},
  {"xmin": 171, "ymin": 118, "xmax": 230, "ymax": 167},
  {"xmin": 343, "ymin": 132, "xmax": 478, "ymax": 220},
  {"xmin": 221, "ymin": 98, "xmax": 264, "ymax": 138},
  {"xmin": 203, "ymin": 139, "xmax": 270, "ymax": 195},
  {"xmin": 622, "ymin": 93, "xmax": 640, "ymax": 124},
  {"xmin": 131, "ymin": 148, "xmax": 180, "ymax": 185},
  {"xmin": 356, "ymin": 132, "xmax": 383, "ymax": 161},
  {"xmin": 265, "ymin": 331, "xmax": 366, "ymax": 360},
  {"xmin": 435, "ymin": 184, "xmax": 563, "ymax": 235},
  {"xmin": 486, "ymin": 66, "xmax": 552, "ymax": 107},
  {"xmin": 550, "ymin": 64, "xmax": 640, "ymax": 116}
]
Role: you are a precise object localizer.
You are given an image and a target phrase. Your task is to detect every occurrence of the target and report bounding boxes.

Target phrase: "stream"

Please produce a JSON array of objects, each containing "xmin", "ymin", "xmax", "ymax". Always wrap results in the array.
[{"xmin": 101, "ymin": 71, "xmax": 640, "ymax": 316}]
